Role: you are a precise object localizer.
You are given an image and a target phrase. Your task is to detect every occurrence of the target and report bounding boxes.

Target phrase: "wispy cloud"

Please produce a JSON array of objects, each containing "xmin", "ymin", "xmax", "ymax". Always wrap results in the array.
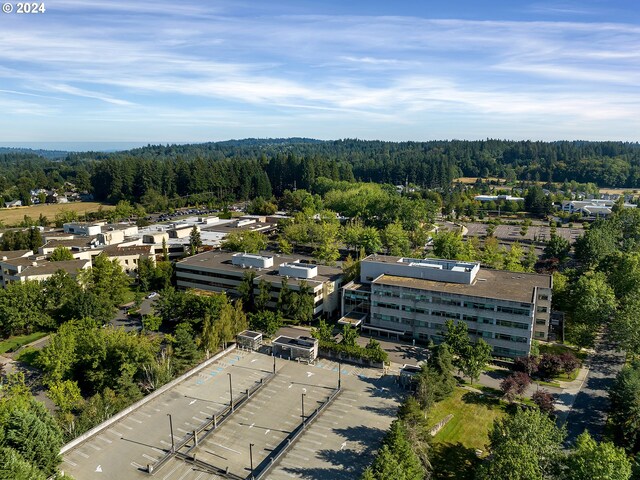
[{"xmin": 0, "ymin": 1, "xmax": 639, "ymax": 141}]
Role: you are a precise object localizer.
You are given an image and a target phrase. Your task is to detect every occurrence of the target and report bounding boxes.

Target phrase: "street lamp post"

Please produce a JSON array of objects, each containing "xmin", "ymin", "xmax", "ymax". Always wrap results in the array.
[
  {"xmin": 338, "ymin": 361, "xmax": 342, "ymax": 389},
  {"xmin": 167, "ymin": 414, "xmax": 175, "ymax": 453},
  {"xmin": 301, "ymin": 393, "xmax": 306, "ymax": 424},
  {"xmin": 249, "ymin": 443, "xmax": 255, "ymax": 479},
  {"xmin": 228, "ymin": 372, "xmax": 234, "ymax": 412}
]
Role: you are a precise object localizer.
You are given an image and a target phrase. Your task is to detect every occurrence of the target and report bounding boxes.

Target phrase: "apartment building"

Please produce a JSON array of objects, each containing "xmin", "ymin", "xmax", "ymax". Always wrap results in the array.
[
  {"xmin": 0, "ymin": 252, "xmax": 91, "ymax": 287},
  {"xmin": 342, "ymin": 255, "xmax": 552, "ymax": 358},
  {"xmin": 175, "ymin": 251, "xmax": 343, "ymax": 318}
]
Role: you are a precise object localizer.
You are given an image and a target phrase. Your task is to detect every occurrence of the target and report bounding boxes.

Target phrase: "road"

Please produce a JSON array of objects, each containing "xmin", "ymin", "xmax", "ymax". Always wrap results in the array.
[
  {"xmin": 563, "ymin": 334, "xmax": 625, "ymax": 444},
  {"xmin": 110, "ymin": 296, "xmax": 157, "ymax": 331}
]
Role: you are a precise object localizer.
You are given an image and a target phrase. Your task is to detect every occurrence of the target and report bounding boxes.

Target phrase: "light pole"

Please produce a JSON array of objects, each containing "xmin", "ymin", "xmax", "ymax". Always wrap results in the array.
[
  {"xmin": 338, "ymin": 361, "xmax": 342, "ymax": 389},
  {"xmin": 249, "ymin": 443, "xmax": 255, "ymax": 479},
  {"xmin": 167, "ymin": 414, "xmax": 175, "ymax": 452},
  {"xmin": 228, "ymin": 372, "xmax": 234, "ymax": 412},
  {"xmin": 301, "ymin": 393, "xmax": 306, "ymax": 424}
]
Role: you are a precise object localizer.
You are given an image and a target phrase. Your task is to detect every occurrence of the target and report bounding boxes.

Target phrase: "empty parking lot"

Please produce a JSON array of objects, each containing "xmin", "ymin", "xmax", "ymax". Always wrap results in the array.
[{"xmin": 62, "ymin": 349, "xmax": 402, "ymax": 480}]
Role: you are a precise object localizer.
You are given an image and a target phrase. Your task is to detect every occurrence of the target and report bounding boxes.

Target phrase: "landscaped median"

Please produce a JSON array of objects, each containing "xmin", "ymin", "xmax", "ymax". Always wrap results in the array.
[{"xmin": 318, "ymin": 339, "xmax": 388, "ymax": 367}]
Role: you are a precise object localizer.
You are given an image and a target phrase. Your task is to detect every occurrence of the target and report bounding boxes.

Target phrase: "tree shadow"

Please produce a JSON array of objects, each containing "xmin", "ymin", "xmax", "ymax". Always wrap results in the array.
[
  {"xmin": 358, "ymin": 404, "xmax": 398, "ymax": 417},
  {"xmin": 461, "ymin": 391, "xmax": 501, "ymax": 408},
  {"xmin": 330, "ymin": 424, "xmax": 387, "ymax": 453},
  {"xmin": 431, "ymin": 442, "xmax": 480, "ymax": 480}
]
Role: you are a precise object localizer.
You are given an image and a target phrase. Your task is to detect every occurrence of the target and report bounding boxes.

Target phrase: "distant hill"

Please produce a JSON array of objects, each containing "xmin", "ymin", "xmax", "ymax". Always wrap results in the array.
[{"xmin": 0, "ymin": 147, "xmax": 68, "ymax": 160}]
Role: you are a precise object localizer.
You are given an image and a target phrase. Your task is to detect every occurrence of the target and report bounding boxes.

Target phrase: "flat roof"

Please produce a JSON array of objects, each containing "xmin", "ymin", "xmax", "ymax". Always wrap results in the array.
[
  {"xmin": 177, "ymin": 250, "xmax": 341, "ymax": 284},
  {"xmin": 19, "ymin": 259, "xmax": 90, "ymax": 277},
  {"xmin": 364, "ymin": 254, "xmax": 479, "ymax": 271},
  {"xmin": 238, "ymin": 330, "xmax": 262, "ymax": 339},
  {"xmin": 272, "ymin": 335, "xmax": 317, "ymax": 349},
  {"xmin": 337, "ymin": 312, "xmax": 366, "ymax": 327},
  {"xmin": 374, "ymin": 268, "xmax": 551, "ymax": 304}
]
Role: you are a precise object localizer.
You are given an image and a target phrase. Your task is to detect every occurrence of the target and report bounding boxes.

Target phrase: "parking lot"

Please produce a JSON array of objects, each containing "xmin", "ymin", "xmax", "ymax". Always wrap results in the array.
[
  {"xmin": 62, "ymin": 349, "xmax": 402, "ymax": 480},
  {"xmin": 464, "ymin": 222, "xmax": 582, "ymax": 244}
]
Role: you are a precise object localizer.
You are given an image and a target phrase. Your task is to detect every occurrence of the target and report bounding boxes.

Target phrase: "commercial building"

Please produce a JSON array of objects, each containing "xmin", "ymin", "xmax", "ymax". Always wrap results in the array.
[
  {"xmin": 560, "ymin": 199, "xmax": 637, "ymax": 219},
  {"xmin": 341, "ymin": 255, "xmax": 552, "ymax": 358},
  {"xmin": 175, "ymin": 251, "xmax": 343, "ymax": 318},
  {"xmin": 0, "ymin": 252, "xmax": 91, "ymax": 287}
]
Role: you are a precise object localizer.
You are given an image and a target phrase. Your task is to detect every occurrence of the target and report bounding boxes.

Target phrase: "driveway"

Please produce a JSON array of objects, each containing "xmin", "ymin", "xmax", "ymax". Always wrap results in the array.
[
  {"xmin": 562, "ymin": 334, "xmax": 625, "ymax": 444},
  {"xmin": 110, "ymin": 296, "xmax": 158, "ymax": 331}
]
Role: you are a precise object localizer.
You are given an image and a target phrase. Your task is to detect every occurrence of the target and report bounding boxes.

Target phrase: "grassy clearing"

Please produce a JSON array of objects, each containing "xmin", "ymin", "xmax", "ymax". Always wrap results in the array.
[
  {"xmin": 0, "ymin": 332, "xmax": 48, "ymax": 354},
  {"xmin": 539, "ymin": 342, "xmax": 587, "ymax": 362},
  {"xmin": 0, "ymin": 201, "xmax": 113, "ymax": 226},
  {"xmin": 428, "ymin": 387, "xmax": 507, "ymax": 479},
  {"xmin": 429, "ymin": 388, "xmax": 506, "ymax": 448}
]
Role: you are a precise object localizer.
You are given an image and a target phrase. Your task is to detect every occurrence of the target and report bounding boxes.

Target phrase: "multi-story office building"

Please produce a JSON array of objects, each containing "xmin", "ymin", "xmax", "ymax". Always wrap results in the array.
[
  {"xmin": 175, "ymin": 251, "xmax": 343, "ymax": 318},
  {"xmin": 342, "ymin": 255, "xmax": 552, "ymax": 358}
]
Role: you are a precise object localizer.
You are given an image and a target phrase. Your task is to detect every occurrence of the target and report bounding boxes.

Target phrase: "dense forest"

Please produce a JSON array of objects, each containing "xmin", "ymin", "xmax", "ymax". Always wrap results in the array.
[{"xmin": 1, "ymin": 139, "xmax": 640, "ymax": 207}]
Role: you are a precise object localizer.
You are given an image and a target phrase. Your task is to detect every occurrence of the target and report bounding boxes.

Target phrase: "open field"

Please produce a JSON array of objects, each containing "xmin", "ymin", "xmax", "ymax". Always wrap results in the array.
[
  {"xmin": 455, "ymin": 177, "xmax": 506, "ymax": 184},
  {"xmin": 598, "ymin": 188, "xmax": 639, "ymax": 195},
  {"xmin": 428, "ymin": 387, "xmax": 506, "ymax": 480},
  {"xmin": 0, "ymin": 202, "xmax": 113, "ymax": 225}
]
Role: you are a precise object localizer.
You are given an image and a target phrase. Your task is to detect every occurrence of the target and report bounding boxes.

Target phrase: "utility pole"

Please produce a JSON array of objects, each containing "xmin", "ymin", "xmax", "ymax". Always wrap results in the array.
[
  {"xmin": 249, "ymin": 443, "xmax": 255, "ymax": 479},
  {"xmin": 167, "ymin": 414, "xmax": 175, "ymax": 453},
  {"xmin": 301, "ymin": 393, "xmax": 306, "ymax": 425},
  {"xmin": 228, "ymin": 372, "xmax": 234, "ymax": 412}
]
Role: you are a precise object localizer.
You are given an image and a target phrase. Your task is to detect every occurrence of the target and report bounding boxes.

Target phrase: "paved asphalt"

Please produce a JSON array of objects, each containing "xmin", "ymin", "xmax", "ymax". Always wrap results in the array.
[
  {"xmin": 62, "ymin": 349, "xmax": 400, "ymax": 480},
  {"xmin": 110, "ymin": 296, "xmax": 156, "ymax": 331},
  {"xmin": 563, "ymin": 335, "xmax": 625, "ymax": 444}
]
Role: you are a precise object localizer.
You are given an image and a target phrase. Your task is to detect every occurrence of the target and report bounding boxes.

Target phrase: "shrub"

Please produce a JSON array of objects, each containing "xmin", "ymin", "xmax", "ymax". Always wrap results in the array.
[
  {"xmin": 319, "ymin": 340, "xmax": 388, "ymax": 364},
  {"xmin": 532, "ymin": 390, "xmax": 555, "ymax": 415}
]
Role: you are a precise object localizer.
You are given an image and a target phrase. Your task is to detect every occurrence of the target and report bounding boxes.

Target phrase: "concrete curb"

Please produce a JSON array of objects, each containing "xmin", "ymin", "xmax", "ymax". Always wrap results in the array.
[{"xmin": 59, "ymin": 344, "xmax": 237, "ymax": 455}]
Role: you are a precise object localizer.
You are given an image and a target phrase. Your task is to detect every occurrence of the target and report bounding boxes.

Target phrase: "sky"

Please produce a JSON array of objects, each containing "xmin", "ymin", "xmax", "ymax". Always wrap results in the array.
[{"xmin": 0, "ymin": 0, "xmax": 639, "ymax": 147}]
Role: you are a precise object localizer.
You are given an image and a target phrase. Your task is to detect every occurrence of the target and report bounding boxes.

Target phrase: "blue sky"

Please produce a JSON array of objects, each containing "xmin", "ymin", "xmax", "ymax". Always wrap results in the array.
[{"xmin": 0, "ymin": 0, "xmax": 639, "ymax": 145}]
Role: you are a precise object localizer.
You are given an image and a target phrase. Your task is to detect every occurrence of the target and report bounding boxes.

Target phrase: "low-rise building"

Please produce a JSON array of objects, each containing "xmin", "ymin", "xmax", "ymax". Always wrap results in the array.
[
  {"xmin": 175, "ymin": 251, "xmax": 343, "ymax": 318},
  {"xmin": 560, "ymin": 199, "xmax": 637, "ymax": 219},
  {"xmin": 63, "ymin": 222, "xmax": 102, "ymax": 236},
  {"xmin": 0, "ymin": 254, "xmax": 90, "ymax": 286},
  {"xmin": 341, "ymin": 255, "xmax": 552, "ymax": 358}
]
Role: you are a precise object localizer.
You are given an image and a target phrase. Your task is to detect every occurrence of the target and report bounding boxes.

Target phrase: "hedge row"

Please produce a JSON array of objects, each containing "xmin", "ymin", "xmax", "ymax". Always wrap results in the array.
[{"xmin": 319, "ymin": 340, "xmax": 388, "ymax": 364}]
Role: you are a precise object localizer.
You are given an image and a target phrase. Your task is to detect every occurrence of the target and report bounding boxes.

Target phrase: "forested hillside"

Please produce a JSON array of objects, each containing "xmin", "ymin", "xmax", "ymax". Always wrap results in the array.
[{"xmin": 2, "ymin": 139, "xmax": 640, "ymax": 207}]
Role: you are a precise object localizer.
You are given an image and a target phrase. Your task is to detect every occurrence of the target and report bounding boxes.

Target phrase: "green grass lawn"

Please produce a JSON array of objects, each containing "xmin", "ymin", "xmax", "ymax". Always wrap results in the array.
[
  {"xmin": 539, "ymin": 343, "xmax": 587, "ymax": 362},
  {"xmin": 428, "ymin": 387, "xmax": 507, "ymax": 479},
  {"xmin": 0, "ymin": 332, "xmax": 48, "ymax": 354}
]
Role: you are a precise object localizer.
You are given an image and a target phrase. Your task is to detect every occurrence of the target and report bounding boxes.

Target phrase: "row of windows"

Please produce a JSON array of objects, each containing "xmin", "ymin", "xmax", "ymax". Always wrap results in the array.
[
  {"xmin": 375, "ymin": 304, "xmax": 532, "ymax": 326},
  {"xmin": 372, "ymin": 314, "xmax": 529, "ymax": 344},
  {"xmin": 494, "ymin": 346, "xmax": 528, "ymax": 357},
  {"xmin": 496, "ymin": 305, "xmax": 531, "ymax": 316},
  {"xmin": 496, "ymin": 319, "xmax": 530, "ymax": 330},
  {"xmin": 374, "ymin": 294, "xmax": 531, "ymax": 317}
]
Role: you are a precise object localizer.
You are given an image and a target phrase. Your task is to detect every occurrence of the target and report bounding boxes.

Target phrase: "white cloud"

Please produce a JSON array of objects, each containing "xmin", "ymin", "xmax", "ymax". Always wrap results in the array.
[{"xmin": 0, "ymin": 4, "xmax": 639, "ymax": 140}]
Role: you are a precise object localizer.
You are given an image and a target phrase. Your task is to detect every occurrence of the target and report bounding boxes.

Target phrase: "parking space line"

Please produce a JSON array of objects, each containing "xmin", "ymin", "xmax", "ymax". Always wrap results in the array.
[{"xmin": 162, "ymin": 463, "xmax": 181, "ymax": 480}]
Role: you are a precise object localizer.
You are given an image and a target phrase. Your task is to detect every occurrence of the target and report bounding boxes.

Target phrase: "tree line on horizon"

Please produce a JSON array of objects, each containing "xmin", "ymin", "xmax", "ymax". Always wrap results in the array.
[{"xmin": 1, "ymin": 138, "xmax": 640, "ymax": 209}]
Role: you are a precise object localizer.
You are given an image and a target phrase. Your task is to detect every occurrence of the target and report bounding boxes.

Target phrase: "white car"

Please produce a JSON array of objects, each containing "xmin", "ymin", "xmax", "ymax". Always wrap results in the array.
[{"xmin": 146, "ymin": 292, "xmax": 158, "ymax": 299}]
